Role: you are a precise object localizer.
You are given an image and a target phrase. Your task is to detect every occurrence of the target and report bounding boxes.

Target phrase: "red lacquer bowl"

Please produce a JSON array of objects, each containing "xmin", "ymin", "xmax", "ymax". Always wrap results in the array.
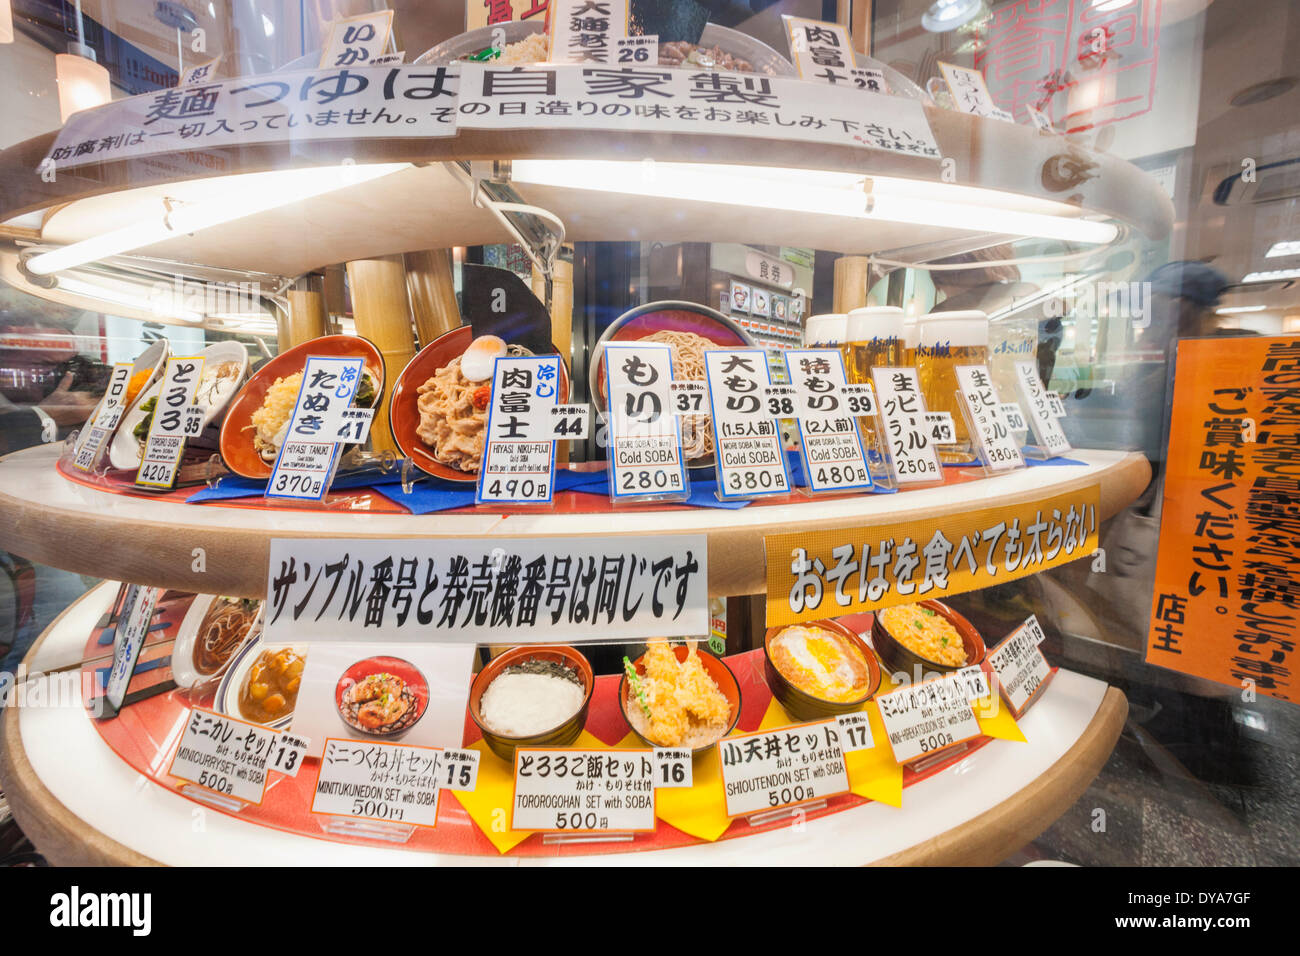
[
  {"xmin": 389, "ymin": 325, "xmax": 568, "ymax": 482},
  {"xmin": 334, "ymin": 655, "xmax": 429, "ymax": 740},
  {"xmin": 219, "ymin": 334, "xmax": 385, "ymax": 479}
]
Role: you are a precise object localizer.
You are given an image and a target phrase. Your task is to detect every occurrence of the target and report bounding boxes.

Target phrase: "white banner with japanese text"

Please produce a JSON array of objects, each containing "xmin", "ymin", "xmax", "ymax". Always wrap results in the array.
[
  {"xmin": 265, "ymin": 535, "xmax": 708, "ymax": 643},
  {"xmin": 46, "ymin": 66, "xmax": 460, "ymax": 169}
]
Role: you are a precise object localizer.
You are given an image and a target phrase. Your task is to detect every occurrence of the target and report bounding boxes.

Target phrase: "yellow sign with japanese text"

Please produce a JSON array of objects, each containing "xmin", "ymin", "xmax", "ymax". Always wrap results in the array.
[
  {"xmin": 764, "ymin": 483, "xmax": 1100, "ymax": 626},
  {"xmin": 1146, "ymin": 337, "xmax": 1300, "ymax": 703},
  {"xmin": 467, "ymin": 0, "xmax": 550, "ymax": 32}
]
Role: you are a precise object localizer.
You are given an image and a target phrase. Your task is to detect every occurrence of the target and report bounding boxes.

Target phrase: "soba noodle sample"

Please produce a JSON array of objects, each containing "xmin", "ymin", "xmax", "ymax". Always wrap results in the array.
[
  {"xmin": 194, "ymin": 597, "xmax": 260, "ymax": 676},
  {"xmin": 415, "ymin": 356, "xmax": 489, "ymax": 473},
  {"xmin": 639, "ymin": 330, "xmax": 716, "ymax": 459}
]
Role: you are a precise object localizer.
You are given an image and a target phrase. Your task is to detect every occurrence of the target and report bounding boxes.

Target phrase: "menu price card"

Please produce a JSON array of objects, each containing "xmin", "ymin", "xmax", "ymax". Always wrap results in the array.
[
  {"xmin": 549, "ymin": 0, "xmax": 629, "ymax": 65},
  {"xmin": 512, "ymin": 748, "xmax": 656, "ymax": 832},
  {"xmin": 267, "ymin": 355, "xmax": 366, "ymax": 501},
  {"xmin": 705, "ymin": 348, "xmax": 792, "ymax": 500},
  {"xmin": 616, "ymin": 34, "xmax": 657, "ymax": 65},
  {"xmin": 311, "ymin": 738, "xmax": 444, "ymax": 828},
  {"xmin": 1014, "ymin": 361, "xmax": 1071, "ymax": 456},
  {"xmin": 719, "ymin": 720, "xmax": 850, "ymax": 817},
  {"xmin": 836, "ymin": 711, "xmax": 875, "ymax": 753},
  {"xmin": 653, "ymin": 748, "xmax": 693, "ymax": 789},
  {"xmin": 957, "ymin": 364, "xmax": 1025, "ymax": 472},
  {"xmin": 875, "ymin": 671, "xmax": 984, "ymax": 763},
  {"xmin": 938, "ymin": 61, "xmax": 1004, "ymax": 119},
  {"xmin": 101, "ymin": 584, "xmax": 160, "ymax": 717},
  {"xmin": 784, "ymin": 348, "xmax": 873, "ymax": 493},
  {"xmin": 988, "ymin": 615, "xmax": 1053, "ymax": 717},
  {"xmin": 1045, "ymin": 391, "xmax": 1067, "ymax": 417},
  {"xmin": 168, "ymin": 707, "xmax": 278, "ymax": 805},
  {"xmin": 478, "ymin": 355, "xmax": 562, "ymax": 505},
  {"xmin": 783, "ymin": 16, "xmax": 853, "ymax": 86},
  {"xmin": 605, "ymin": 343, "xmax": 688, "ymax": 502},
  {"xmin": 924, "ymin": 411, "xmax": 956, "ymax": 445},
  {"xmin": 439, "ymin": 748, "xmax": 481, "ymax": 792},
  {"xmin": 269, "ymin": 733, "xmax": 312, "ymax": 777},
  {"xmin": 1000, "ymin": 401, "xmax": 1028, "ymax": 432},
  {"xmin": 870, "ymin": 367, "xmax": 942, "ymax": 483},
  {"xmin": 73, "ymin": 362, "xmax": 132, "ymax": 472},
  {"xmin": 135, "ymin": 356, "xmax": 205, "ymax": 488},
  {"xmin": 318, "ymin": 10, "xmax": 394, "ymax": 68}
]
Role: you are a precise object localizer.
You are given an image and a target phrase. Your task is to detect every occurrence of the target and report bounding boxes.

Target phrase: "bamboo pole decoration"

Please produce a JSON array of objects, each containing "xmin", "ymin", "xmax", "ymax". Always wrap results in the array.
[
  {"xmin": 284, "ymin": 284, "xmax": 329, "ymax": 349},
  {"xmin": 345, "ymin": 255, "xmax": 416, "ymax": 454},
  {"xmin": 833, "ymin": 255, "xmax": 871, "ymax": 314},
  {"xmin": 404, "ymin": 249, "xmax": 462, "ymax": 348}
]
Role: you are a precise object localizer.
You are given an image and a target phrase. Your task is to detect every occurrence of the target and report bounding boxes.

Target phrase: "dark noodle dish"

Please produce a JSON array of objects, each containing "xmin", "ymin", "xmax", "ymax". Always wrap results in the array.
[{"xmin": 194, "ymin": 597, "xmax": 261, "ymax": 677}]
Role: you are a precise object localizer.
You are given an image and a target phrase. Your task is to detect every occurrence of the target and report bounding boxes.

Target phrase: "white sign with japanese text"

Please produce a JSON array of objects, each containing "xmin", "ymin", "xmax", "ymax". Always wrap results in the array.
[
  {"xmin": 103, "ymin": 585, "xmax": 160, "ymax": 715},
  {"xmin": 956, "ymin": 364, "xmax": 1024, "ymax": 472},
  {"xmin": 439, "ymin": 748, "xmax": 481, "ymax": 792},
  {"xmin": 269, "ymin": 732, "xmax": 311, "ymax": 777},
  {"xmin": 605, "ymin": 343, "xmax": 688, "ymax": 501},
  {"xmin": 705, "ymin": 348, "xmax": 791, "ymax": 500},
  {"xmin": 455, "ymin": 63, "xmax": 940, "ymax": 160},
  {"xmin": 478, "ymin": 354, "xmax": 562, "ymax": 504},
  {"xmin": 312, "ymin": 738, "xmax": 443, "ymax": 828},
  {"xmin": 512, "ymin": 748, "xmax": 656, "ymax": 831},
  {"xmin": 782, "ymin": 16, "xmax": 854, "ymax": 86},
  {"xmin": 267, "ymin": 355, "xmax": 365, "ymax": 501},
  {"xmin": 850, "ymin": 67, "xmax": 888, "ymax": 95},
  {"xmin": 938, "ymin": 61, "xmax": 1001, "ymax": 118},
  {"xmin": 988, "ymin": 616, "xmax": 1054, "ymax": 717},
  {"xmin": 719, "ymin": 720, "xmax": 850, "ymax": 817},
  {"xmin": 652, "ymin": 747, "xmax": 693, "ymax": 788},
  {"xmin": 1000, "ymin": 401, "xmax": 1028, "ymax": 433},
  {"xmin": 319, "ymin": 10, "xmax": 395, "ymax": 68},
  {"xmin": 73, "ymin": 362, "xmax": 132, "ymax": 472},
  {"xmin": 264, "ymin": 535, "xmax": 709, "ymax": 644},
  {"xmin": 135, "ymin": 355, "xmax": 205, "ymax": 489},
  {"xmin": 168, "ymin": 707, "xmax": 278, "ymax": 805},
  {"xmin": 549, "ymin": 0, "xmax": 629, "ymax": 65},
  {"xmin": 1025, "ymin": 103, "xmax": 1054, "ymax": 132},
  {"xmin": 870, "ymin": 367, "xmax": 942, "ymax": 483},
  {"xmin": 784, "ymin": 348, "xmax": 872, "ymax": 493},
  {"xmin": 46, "ymin": 66, "xmax": 459, "ymax": 170},
  {"xmin": 836, "ymin": 712, "xmax": 875, "ymax": 753},
  {"xmin": 875, "ymin": 672, "xmax": 983, "ymax": 763},
  {"xmin": 1014, "ymin": 361, "xmax": 1071, "ymax": 456},
  {"xmin": 179, "ymin": 55, "xmax": 222, "ymax": 88},
  {"xmin": 616, "ymin": 35, "xmax": 657, "ymax": 67}
]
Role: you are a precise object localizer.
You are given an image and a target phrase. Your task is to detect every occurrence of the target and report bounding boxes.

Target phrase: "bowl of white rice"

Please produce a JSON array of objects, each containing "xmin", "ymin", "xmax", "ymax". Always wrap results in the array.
[{"xmin": 469, "ymin": 645, "xmax": 594, "ymax": 762}]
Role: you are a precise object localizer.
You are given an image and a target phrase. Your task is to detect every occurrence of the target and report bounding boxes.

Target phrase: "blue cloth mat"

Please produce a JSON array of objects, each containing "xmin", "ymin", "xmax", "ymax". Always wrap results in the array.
[
  {"xmin": 96, "ymin": 655, "xmax": 170, "ymax": 682},
  {"xmin": 186, "ymin": 465, "xmax": 405, "ymax": 503},
  {"xmin": 97, "ymin": 619, "xmax": 170, "ymax": 646},
  {"xmin": 941, "ymin": 454, "xmax": 1085, "ymax": 468}
]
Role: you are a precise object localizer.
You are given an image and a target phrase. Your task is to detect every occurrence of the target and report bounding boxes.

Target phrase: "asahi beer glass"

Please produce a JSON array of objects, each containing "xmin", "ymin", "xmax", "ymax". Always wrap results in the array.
[
  {"xmin": 916, "ymin": 310, "xmax": 990, "ymax": 464},
  {"xmin": 846, "ymin": 307, "xmax": 905, "ymax": 467}
]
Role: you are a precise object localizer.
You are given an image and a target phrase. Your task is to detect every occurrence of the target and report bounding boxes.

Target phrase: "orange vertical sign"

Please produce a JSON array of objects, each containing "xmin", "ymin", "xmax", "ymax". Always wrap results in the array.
[{"xmin": 1146, "ymin": 336, "xmax": 1300, "ymax": 703}]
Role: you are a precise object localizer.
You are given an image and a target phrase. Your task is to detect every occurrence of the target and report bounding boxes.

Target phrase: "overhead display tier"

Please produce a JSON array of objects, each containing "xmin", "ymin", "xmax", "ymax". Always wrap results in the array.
[
  {"xmin": 0, "ymin": 444, "xmax": 1149, "ymax": 598},
  {"xmin": 1, "ymin": 98, "xmax": 1171, "ymax": 281},
  {"xmin": 1, "ymin": 582, "xmax": 1127, "ymax": 866}
]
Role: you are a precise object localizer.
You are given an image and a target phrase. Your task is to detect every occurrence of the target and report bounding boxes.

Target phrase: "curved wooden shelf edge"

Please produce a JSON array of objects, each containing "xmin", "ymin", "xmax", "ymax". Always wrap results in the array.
[
  {"xmin": 1, "ymin": 110, "xmax": 1172, "ymax": 241},
  {"xmin": 0, "ymin": 591, "xmax": 1128, "ymax": 866},
  {"xmin": 872, "ymin": 686, "xmax": 1128, "ymax": 866},
  {"xmin": 0, "ymin": 451, "xmax": 1153, "ymax": 599},
  {"xmin": 0, "ymin": 596, "xmax": 163, "ymax": 866}
]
